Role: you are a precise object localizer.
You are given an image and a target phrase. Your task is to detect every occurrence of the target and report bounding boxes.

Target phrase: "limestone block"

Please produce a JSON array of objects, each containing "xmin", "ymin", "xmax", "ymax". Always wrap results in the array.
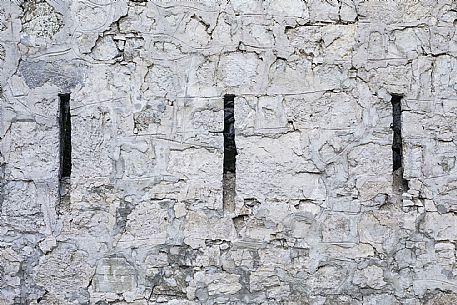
[
  {"xmin": 217, "ymin": 52, "xmax": 266, "ymax": 92},
  {"xmin": 413, "ymin": 265, "xmax": 457, "ymax": 297},
  {"xmin": 358, "ymin": 64, "xmax": 412, "ymax": 96},
  {"xmin": 332, "ymin": 198, "xmax": 361, "ymax": 213},
  {"xmin": 391, "ymin": 27, "xmax": 430, "ymax": 60},
  {"xmin": 308, "ymin": 0, "xmax": 339, "ymax": 22},
  {"xmin": 402, "ymin": 112, "xmax": 426, "ymax": 139},
  {"xmin": 435, "ymin": 242, "xmax": 456, "ymax": 265},
  {"xmin": 355, "ymin": 176, "xmax": 391, "ymax": 202},
  {"xmin": 0, "ymin": 248, "xmax": 22, "ymax": 303},
  {"xmin": 33, "ymin": 244, "xmax": 93, "ymax": 304},
  {"xmin": 1, "ymin": 180, "xmax": 39, "ymax": 217},
  {"xmin": 183, "ymin": 211, "xmax": 236, "ymax": 248},
  {"xmin": 283, "ymin": 91, "xmax": 363, "ymax": 130},
  {"xmin": 17, "ymin": 60, "xmax": 86, "ymax": 90},
  {"xmin": 133, "ymin": 99, "xmax": 174, "ymax": 135},
  {"xmin": 239, "ymin": 17, "xmax": 276, "ymax": 48},
  {"xmin": 211, "ymin": 14, "xmax": 239, "ymax": 47},
  {"xmin": 421, "ymin": 140, "xmax": 457, "ymax": 178},
  {"xmin": 324, "ymin": 244, "xmax": 375, "ymax": 260},
  {"xmin": 250, "ymin": 267, "xmax": 282, "ymax": 292},
  {"xmin": 363, "ymin": 294, "xmax": 401, "ymax": 305},
  {"xmin": 267, "ymin": 58, "xmax": 312, "ymax": 94},
  {"xmin": 93, "ymin": 257, "xmax": 137, "ymax": 294},
  {"xmin": 72, "ymin": 106, "xmax": 115, "ymax": 179},
  {"xmin": 190, "ymin": 270, "xmax": 241, "ymax": 298},
  {"xmin": 432, "ymin": 55, "xmax": 457, "ymax": 99},
  {"xmin": 119, "ymin": 4, "xmax": 157, "ymax": 34},
  {"xmin": 186, "ymin": 57, "xmax": 218, "ymax": 97},
  {"xmin": 4, "ymin": 121, "xmax": 59, "ymax": 180},
  {"xmin": 235, "ymin": 96, "xmax": 289, "ymax": 133},
  {"xmin": 123, "ymin": 37, "xmax": 146, "ymax": 62},
  {"xmin": 167, "ymin": 147, "xmax": 222, "ymax": 209},
  {"xmin": 357, "ymin": 0, "xmax": 435, "ymax": 24},
  {"xmin": 176, "ymin": 97, "xmax": 223, "ymax": 136},
  {"xmin": 183, "ymin": 16, "xmax": 211, "ymax": 47},
  {"xmin": 348, "ymin": 143, "xmax": 391, "ymax": 179},
  {"xmin": 424, "ymin": 292, "xmax": 457, "ymax": 305},
  {"xmin": 421, "ymin": 213, "xmax": 457, "ymax": 241},
  {"xmin": 322, "ymin": 295, "xmax": 361, "ymax": 305},
  {"xmin": 268, "ymin": 0, "xmax": 309, "ymax": 18},
  {"xmin": 21, "ymin": 0, "xmax": 63, "ymax": 39},
  {"xmin": 353, "ymin": 265, "xmax": 386, "ymax": 289},
  {"xmin": 207, "ymin": 273, "xmax": 241, "ymax": 296},
  {"xmin": 142, "ymin": 63, "xmax": 184, "ymax": 98},
  {"xmin": 321, "ymin": 213, "xmax": 358, "ymax": 243},
  {"xmin": 91, "ymin": 36, "xmax": 120, "ymax": 62},
  {"xmin": 119, "ymin": 138, "xmax": 156, "ymax": 178},
  {"xmin": 117, "ymin": 200, "xmax": 171, "ymax": 247},
  {"xmin": 411, "ymin": 57, "xmax": 435, "ymax": 99},
  {"xmin": 258, "ymin": 247, "xmax": 292, "ymax": 268},
  {"xmin": 403, "ymin": 143, "xmax": 424, "ymax": 179},
  {"xmin": 236, "ymin": 133, "xmax": 324, "ymax": 201},
  {"xmin": 308, "ymin": 264, "xmax": 349, "ymax": 293},
  {"xmin": 339, "ymin": 0, "xmax": 357, "ymax": 23},
  {"xmin": 224, "ymin": 247, "xmax": 257, "ymax": 270},
  {"xmin": 230, "ymin": 0, "xmax": 264, "ymax": 15},
  {"xmin": 358, "ymin": 212, "xmax": 401, "ymax": 252},
  {"xmin": 0, "ymin": 6, "xmax": 9, "ymax": 32}
]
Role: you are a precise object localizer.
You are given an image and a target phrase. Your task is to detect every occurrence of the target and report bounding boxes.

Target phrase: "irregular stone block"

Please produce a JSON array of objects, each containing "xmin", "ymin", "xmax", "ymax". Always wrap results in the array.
[{"xmin": 93, "ymin": 257, "xmax": 137, "ymax": 294}]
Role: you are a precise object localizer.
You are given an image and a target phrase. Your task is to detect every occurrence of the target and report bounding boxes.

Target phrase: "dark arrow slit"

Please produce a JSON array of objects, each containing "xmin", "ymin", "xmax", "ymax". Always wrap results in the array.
[
  {"xmin": 391, "ymin": 95, "xmax": 402, "ymax": 172},
  {"xmin": 391, "ymin": 94, "xmax": 409, "ymax": 198},
  {"xmin": 223, "ymin": 94, "xmax": 236, "ymax": 212},
  {"xmin": 59, "ymin": 93, "xmax": 71, "ymax": 179}
]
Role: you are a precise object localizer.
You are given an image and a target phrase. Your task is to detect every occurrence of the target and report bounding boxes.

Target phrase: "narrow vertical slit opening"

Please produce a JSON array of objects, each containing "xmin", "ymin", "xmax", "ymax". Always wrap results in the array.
[
  {"xmin": 59, "ymin": 93, "xmax": 72, "ymax": 179},
  {"xmin": 391, "ymin": 94, "xmax": 408, "ymax": 199},
  {"xmin": 223, "ymin": 94, "xmax": 236, "ymax": 212},
  {"xmin": 391, "ymin": 95, "xmax": 402, "ymax": 172},
  {"xmin": 58, "ymin": 93, "xmax": 71, "ymax": 213}
]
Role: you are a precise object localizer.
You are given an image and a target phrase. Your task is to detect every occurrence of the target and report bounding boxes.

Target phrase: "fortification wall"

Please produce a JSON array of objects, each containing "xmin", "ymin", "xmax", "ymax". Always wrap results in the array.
[{"xmin": 1, "ymin": 0, "xmax": 457, "ymax": 304}]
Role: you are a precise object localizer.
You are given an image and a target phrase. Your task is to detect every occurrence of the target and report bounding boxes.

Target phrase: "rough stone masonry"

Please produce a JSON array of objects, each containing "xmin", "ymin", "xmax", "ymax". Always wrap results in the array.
[{"xmin": 1, "ymin": 0, "xmax": 457, "ymax": 304}]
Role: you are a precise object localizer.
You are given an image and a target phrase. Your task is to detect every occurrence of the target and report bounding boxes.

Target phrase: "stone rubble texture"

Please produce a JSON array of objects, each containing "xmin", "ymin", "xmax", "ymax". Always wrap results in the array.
[{"xmin": 1, "ymin": 0, "xmax": 457, "ymax": 304}]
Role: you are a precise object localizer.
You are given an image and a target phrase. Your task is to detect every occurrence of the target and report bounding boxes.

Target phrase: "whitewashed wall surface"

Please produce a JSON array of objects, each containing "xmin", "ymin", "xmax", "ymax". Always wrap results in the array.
[{"xmin": 1, "ymin": 0, "xmax": 457, "ymax": 304}]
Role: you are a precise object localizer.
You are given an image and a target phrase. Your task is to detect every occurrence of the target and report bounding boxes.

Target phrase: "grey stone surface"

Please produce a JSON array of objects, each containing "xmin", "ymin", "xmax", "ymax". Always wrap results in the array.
[{"xmin": 1, "ymin": 0, "xmax": 457, "ymax": 304}]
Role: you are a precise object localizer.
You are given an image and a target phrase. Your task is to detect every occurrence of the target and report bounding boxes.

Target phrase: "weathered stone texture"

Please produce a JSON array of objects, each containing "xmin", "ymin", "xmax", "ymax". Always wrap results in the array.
[{"xmin": 1, "ymin": 0, "xmax": 457, "ymax": 304}]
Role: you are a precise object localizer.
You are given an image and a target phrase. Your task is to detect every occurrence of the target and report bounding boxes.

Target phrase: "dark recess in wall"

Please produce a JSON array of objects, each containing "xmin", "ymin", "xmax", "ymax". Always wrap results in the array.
[
  {"xmin": 391, "ymin": 94, "xmax": 409, "ymax": 196},
  {"xmin": 224, "ymin": 94, "xmax": 236, "ymax": 174},
  {"xmin": 59, "ymin": 93, "xmax": 71, "ymax": 178},
  {"xmin": 223, "ymin": 94, "xmax": 236, "ymax": 212},
  {"xmin": 391, "ymin": 95, "xmax": 402, "ymax": 171}
]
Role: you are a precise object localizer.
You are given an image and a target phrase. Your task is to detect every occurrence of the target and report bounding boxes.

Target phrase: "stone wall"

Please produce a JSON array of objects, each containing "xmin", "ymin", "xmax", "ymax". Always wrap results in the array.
[{"xmin": 1, "ymin": 0, "xmax": 457, "ymax": 304}]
